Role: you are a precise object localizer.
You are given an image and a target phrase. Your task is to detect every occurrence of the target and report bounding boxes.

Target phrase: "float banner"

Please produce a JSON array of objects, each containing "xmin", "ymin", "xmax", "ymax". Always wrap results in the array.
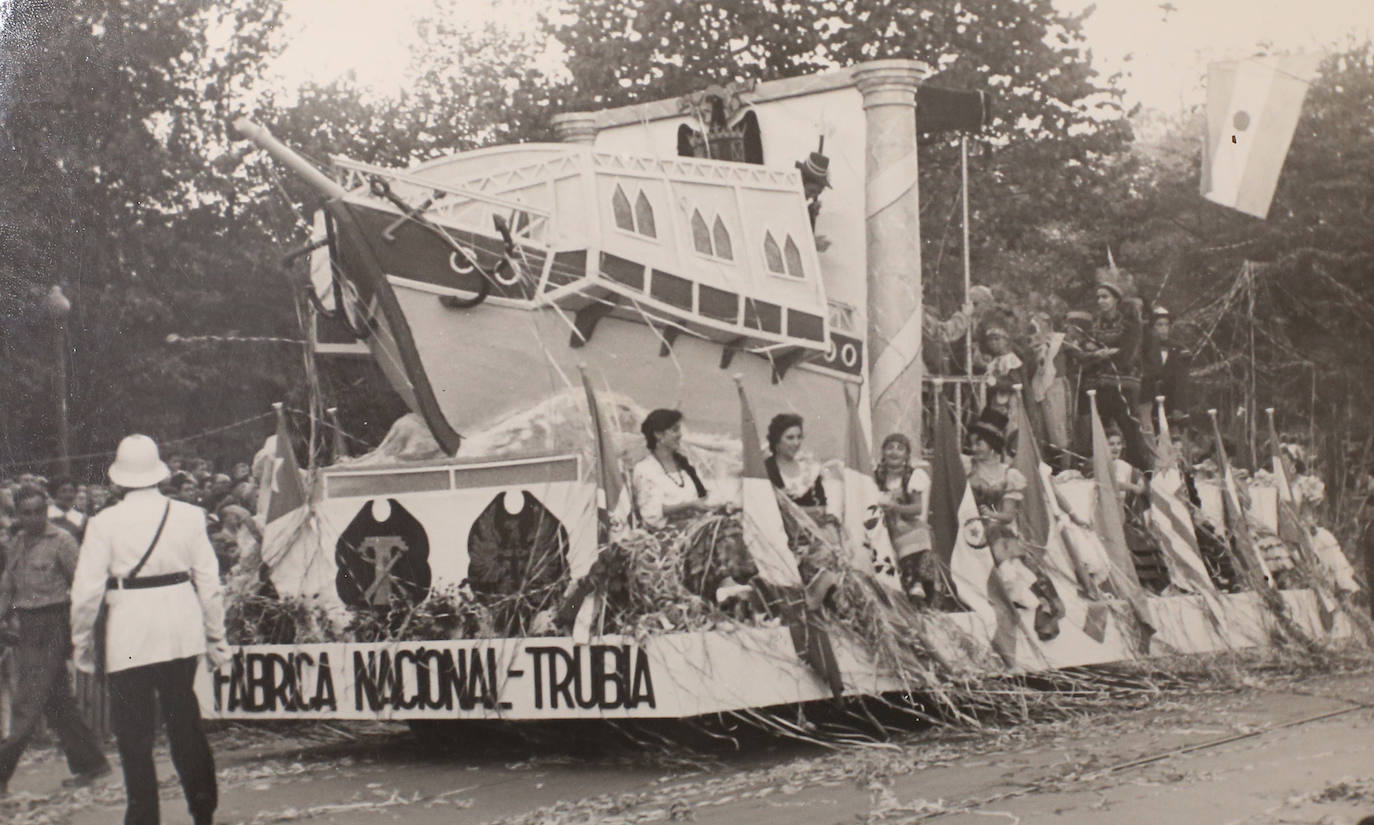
[
  {"xmin": 195, "ymin": 629, "xmax": 882, "ymax": 721},
  {"xmin": 195, "ymin": 590, "xmax": 1353, "ymax": 721}
]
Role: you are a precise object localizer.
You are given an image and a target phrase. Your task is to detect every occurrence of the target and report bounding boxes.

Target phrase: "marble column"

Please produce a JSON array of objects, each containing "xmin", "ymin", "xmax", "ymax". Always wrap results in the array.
[
  {"xmin": 550, "ymin": 112, "xmax": 599, "ymax": 145},
  {"xmin": 852, "ymin": 58, "xmax": 932, "ymax": 444}
]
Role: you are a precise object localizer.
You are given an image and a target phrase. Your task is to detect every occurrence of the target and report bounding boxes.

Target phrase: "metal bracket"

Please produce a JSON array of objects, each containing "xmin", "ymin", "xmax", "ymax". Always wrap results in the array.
[
  {"xmin": 570, "ymin": 298, "xmax": 619, "ymax": 348},
  {"xmin": 771, "ymin": 348, "xmax": 815, "ymax": 383},
  {"xmin": 718, "ymin": 337, "xmax": 748, "ymax": 370},
  {"xmin": 658, "ymin": 327, "xmax": 682, "ymax": 357}
]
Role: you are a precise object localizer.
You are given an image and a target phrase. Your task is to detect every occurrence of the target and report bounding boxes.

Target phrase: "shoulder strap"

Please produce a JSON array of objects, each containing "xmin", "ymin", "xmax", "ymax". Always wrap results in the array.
[{"xmin": 127, "ymin": 502, "xmax": 171, "ymax": 580}]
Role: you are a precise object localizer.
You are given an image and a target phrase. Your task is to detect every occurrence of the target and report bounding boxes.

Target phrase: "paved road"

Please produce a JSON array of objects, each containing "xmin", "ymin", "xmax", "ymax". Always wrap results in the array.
[{"xmin": 5, "ymin": 669, "xmax": 1373, "ymax": 824}]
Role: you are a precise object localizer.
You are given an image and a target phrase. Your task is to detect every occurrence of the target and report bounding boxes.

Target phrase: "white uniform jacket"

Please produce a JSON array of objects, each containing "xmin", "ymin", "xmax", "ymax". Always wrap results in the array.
[{"xmin": 70, "ymin": 488, "xmax": 227, "ymax": 674}]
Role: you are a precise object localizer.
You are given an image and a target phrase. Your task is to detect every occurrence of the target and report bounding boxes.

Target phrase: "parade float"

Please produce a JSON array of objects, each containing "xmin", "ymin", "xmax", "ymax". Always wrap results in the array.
[{"xmin": 201, "ymin": 60, "xmax": 1360, "ymax": 725}]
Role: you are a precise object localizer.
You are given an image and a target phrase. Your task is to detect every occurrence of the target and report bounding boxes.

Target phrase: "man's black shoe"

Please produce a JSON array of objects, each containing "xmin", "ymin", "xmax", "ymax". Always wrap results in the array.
[{"xmin": 61, "ymin": 763, "xmax": 112, "ymax": 789}]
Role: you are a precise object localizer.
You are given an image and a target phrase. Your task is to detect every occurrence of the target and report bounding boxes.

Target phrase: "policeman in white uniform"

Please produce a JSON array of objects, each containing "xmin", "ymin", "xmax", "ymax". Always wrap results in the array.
[{"xmin": 71, "ymin": 435, "xmax": 230, "ymax": 825}]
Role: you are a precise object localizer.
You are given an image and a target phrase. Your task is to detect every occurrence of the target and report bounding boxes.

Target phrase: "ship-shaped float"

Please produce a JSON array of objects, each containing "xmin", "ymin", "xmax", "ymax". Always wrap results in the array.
[{"xmin": 202, "ymin": 61, "xmax": 1354, "ymax": 723}]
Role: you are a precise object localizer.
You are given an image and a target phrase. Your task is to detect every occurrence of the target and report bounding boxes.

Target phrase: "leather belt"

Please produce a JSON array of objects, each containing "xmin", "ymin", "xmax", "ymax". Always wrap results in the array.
[{"xmin": 107, "ymin": 571, "xmax": 190, "ymax": 590}]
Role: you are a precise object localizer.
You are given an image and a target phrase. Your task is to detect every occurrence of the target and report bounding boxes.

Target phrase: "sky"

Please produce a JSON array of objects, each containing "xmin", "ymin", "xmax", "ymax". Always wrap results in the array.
[{"xmin": 272, "ymin": 0, "xmax": 1372, "ymax": 114}]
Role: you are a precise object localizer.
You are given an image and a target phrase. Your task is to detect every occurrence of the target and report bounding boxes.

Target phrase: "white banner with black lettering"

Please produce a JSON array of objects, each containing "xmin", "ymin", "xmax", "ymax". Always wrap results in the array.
[{"xmin": 195, "ymin": 627, "xmax": 898, "ymax": 720}]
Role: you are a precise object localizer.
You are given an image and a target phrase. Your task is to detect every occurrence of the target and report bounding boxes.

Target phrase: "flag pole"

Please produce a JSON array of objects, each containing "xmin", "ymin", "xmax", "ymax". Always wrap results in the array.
[
  {"xmin": 961, "ymin": 136, "xmax": 973, "ymax": 423},
  {"xmin": 1207, "ymin": 407, "xmax": 1272, "ymax": 587},
  {"xmin": 1264, "ymin": 407, "xmax": 1284, "ymax": 485}
]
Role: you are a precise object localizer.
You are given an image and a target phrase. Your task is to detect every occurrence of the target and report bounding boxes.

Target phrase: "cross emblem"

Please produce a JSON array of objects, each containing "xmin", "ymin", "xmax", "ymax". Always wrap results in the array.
[{"xmin": 357, "ymin": 536, "xmax": 408, "ymax": 605}]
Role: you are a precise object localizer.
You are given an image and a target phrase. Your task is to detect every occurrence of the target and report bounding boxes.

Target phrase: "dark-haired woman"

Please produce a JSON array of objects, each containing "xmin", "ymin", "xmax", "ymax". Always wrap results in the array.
[
  {"xmin": 965, "ymin": 414, "xmax": 1026, "ymax": 570},
  {"xmin": 965, "ymin": 412, "xmax": 1063, "ymax": 639},
  {"xmin": 764, "ymin": 413, "xmax": 828, "ymax": 523},
  {"xmin": 874, "ymin": 433, "xmax": 935, "ymax": 598},
  {"xmin": 632, "ymin": 409, "xmax": 709, "ymax": 530}
]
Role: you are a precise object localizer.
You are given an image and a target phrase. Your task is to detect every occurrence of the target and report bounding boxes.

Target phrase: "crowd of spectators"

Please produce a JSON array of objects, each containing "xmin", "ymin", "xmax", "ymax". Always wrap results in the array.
[
  {"xmin": 0, "ymin": 450, "xmax": 265, "ymax": 581},
  {"xmin": 924, "ymin": 268, "xmax": 1192, "ymax": 474}
]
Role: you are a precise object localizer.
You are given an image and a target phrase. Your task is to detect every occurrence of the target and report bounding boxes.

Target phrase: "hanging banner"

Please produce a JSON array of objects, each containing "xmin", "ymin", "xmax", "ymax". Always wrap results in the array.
[{"xmin": 1201, "ymin": 54, "xmax": 1321, "ymax": 219}]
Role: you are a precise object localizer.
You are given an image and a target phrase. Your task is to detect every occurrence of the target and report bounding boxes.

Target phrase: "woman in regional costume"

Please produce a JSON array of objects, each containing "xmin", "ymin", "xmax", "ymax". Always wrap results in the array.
[
  {"xmin": 873, "ymin": 433, "xmax": 937, "ymax": 601},
  {"xmin": 1107, "ymin": 426, "xmax": 1171, "ymax": 593},
  {"xmin": 764, "ymin": 413, "xmax": 829, "ymax": 520},
  {"xmin": 965, "ymin": 411, "xmax": 1064, "ymax": 639},
  {"xmin": 631, "ymin": 410, "xmax": 753, "ymax": 606},
  {"xmin": 632, "ymin": 409, "xmax": 709, "ymax": 531}
]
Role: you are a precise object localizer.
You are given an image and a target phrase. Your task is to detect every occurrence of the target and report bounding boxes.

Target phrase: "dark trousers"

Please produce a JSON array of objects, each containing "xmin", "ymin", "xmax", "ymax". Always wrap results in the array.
[
  {"xmin": 1079, "ymin": 379, "xmax": 1150, "ymax": 470},
  {"xmin": 108, "ymin": 656, "xmax": 216, "ymax": 825},
  {"xmin": 0, "ymin": 604, "xmax": 108, "ymax": 785}
]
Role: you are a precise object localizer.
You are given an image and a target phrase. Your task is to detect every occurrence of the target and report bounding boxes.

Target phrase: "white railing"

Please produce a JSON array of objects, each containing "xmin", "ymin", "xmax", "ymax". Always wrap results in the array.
[{"xmin": 331, "ymin": 157, "xmax": 553, "ymax": 246}]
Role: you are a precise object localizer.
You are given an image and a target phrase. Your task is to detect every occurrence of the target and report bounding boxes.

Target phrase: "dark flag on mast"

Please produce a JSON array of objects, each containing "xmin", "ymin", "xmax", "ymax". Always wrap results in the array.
[
  {"xmin": 323, "ymin": 200, "xmax": 463, "ymax": 456},
  {"xmin": 916, "ymin": 87, "xmax": 992, "ymax": 135}
]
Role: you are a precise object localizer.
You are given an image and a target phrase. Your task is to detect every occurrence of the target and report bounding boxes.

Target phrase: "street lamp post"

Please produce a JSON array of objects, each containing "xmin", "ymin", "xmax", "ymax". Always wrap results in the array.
[{"xmin": 44, "ymin": 285, "xmax": 71, "ymax": 478}]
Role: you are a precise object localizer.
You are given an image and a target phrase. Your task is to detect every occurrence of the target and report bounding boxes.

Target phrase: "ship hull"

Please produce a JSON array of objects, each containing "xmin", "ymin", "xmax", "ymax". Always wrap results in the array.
[{"xmin": 392, "ymin": 281, "xmax": 860, "ymax": 458}]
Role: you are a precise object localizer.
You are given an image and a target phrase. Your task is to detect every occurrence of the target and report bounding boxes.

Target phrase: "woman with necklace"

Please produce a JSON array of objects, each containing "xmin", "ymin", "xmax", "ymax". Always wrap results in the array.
[{"xmin": 632, "ymin": 409, "xmax": 709, "ymax": 530}]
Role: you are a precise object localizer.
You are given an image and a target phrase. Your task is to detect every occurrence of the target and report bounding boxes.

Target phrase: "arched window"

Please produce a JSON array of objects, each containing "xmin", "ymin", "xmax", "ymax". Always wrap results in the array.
[
  {"xmin": 690, "ymin": 209, "xmax": 712, "ymax": 256},
  {"xmin": 611, "ymin": 185, "xmax": 634, "ymax": 232},
  {"xmin": 712, "ymin": 216, "xmax": 733, "ymax": 261},
  {"xmin": 611, "ymin": 184, "xmax": 658, "ymax": 239},
  {"xmin": 634, "ymin": 191, "xmax": 656, "ymax": 238},
  {"xmin": 763, "ymin": 232, "xmax": 785, "ymax": 275},
  {"xmin": 783, "ymin": 236, "xmax": 805, "ymax": 279}
]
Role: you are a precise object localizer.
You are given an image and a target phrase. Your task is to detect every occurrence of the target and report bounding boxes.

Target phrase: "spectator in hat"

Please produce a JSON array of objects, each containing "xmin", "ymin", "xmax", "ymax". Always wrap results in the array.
[
  {"xmin": 795, "ymin": 150, "xmax": 831, "ymax": 233},
  {"xmin": 71, "ymin": 434, "xmax": 229, "ymax": 825},
  {"xmin": 1142, "ymin": 304, "xmax": 1192, "ymax": 427},
  {"xmin": 229, "ymin": 479, "xmax": 258, "ymax": 515}
]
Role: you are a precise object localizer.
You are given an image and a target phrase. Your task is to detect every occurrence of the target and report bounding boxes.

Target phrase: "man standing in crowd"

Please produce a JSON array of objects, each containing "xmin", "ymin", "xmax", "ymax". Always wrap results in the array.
[
  {"xmin": 1079, "ymin": 276, "xmax": 1148, "ymax": 468},
  {"xmin": 48, "ymin": 477, "xmax": 85, "ymax": 539},
  {"xmin": 1142, "ymin": 305, "xmax": 1192, "ymax": 425},
  {"xmin": 0, "ymin": 485, "xmax": 110, "ymax": 797},
  {"xmin": 925, "ymin": 284, "xmax": 998, "ymax": 374},
  {"xmin": 71, "ymin": 435, "xmax": 230, "ymax": 825}
]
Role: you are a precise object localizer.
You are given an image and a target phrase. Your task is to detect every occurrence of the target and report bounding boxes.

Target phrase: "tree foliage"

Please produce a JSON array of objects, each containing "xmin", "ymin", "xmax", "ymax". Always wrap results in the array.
[
  {"xmin": 1096, "ymin": 43, "xmax": 1374, "ymax": 498},
  {"xmin": 0, "ymin": 0, "xmax": 558, "ymax": 473},
  {"xmin": 0, "ymin": 0, "xmax": 294, "ymax": 474}
]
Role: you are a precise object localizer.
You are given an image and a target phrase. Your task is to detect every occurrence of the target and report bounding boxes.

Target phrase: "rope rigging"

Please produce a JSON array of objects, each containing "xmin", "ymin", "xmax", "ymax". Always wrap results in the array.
[{"xmin": 366, "ymin": 176, "xmax": 496, "ymax": 309}]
